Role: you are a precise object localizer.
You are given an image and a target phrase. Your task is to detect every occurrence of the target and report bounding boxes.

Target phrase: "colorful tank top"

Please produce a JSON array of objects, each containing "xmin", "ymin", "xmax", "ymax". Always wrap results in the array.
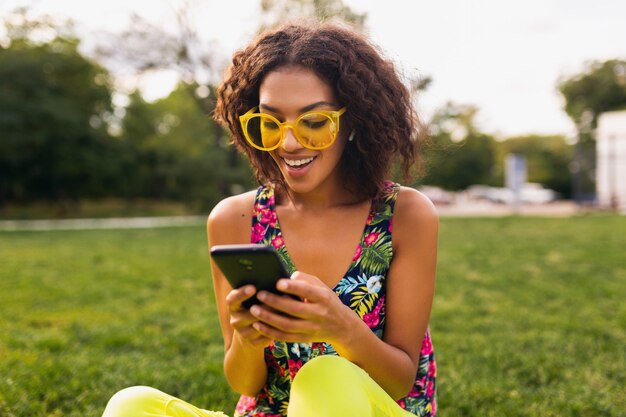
[{"xmin": 235, "ymin": 181, "xmax": 437, "ymax": 417}]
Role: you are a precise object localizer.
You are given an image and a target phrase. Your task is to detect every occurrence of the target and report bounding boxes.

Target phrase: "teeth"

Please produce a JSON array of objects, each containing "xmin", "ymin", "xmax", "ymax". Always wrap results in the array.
[{"xmin": 283, "ymin": 156, "xmax": 315, "ymax": 167}]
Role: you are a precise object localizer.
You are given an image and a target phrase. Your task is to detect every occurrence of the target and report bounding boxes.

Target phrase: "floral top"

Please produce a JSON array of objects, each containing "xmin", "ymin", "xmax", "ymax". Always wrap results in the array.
[{"xmin": 235, "ymin": 181, "xmax": 437, "ymax": 417}]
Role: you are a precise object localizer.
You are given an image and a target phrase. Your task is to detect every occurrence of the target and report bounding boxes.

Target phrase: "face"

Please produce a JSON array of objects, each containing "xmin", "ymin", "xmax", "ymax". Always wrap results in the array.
[{"xmin": 258, "ymin": 66, "xmax": 349, "ymax": 196}]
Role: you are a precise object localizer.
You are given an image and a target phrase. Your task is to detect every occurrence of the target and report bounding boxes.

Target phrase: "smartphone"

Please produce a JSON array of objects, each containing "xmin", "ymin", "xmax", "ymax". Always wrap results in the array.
[{"xmin": 210, "ymin": 244, "xmax": 291, "ymax": 308}]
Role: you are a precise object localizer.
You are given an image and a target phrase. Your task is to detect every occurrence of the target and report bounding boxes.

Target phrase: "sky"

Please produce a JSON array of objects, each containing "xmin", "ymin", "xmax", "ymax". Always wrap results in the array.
[{"xmin": 2, "ymin": 0, "xmax": 626, "ymax": 139}]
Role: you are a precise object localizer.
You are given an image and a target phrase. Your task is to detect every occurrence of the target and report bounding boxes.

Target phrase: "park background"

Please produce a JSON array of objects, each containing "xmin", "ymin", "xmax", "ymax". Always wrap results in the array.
[{"xmin": 0, "ymin": 1, "xmax": 625, "ymax": 416}]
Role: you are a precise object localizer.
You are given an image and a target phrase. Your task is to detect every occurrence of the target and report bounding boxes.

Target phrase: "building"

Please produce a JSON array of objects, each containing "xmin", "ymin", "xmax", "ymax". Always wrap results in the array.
[{"xmin": 596, "ymin": 110, "xmax": 626, "ymax": 212}]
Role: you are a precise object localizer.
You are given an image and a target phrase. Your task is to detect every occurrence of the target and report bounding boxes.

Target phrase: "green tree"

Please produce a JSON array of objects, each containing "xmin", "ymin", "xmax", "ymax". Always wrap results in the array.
[
  {"xmin": 498, "ymin": 135, "xmax": 574, "ymax": 198},
  {"xmin": 558, "ymin": 59, "xmax": 626, "ymax": 200},
  {"xmin": 419, "ymin": 103, "xmax": 497, "ymax": 191},
  {"xmin": 93, "ymin": 1, "xmax": 247, "ymax": 201},
  {"xmin": 0, "ymin": 11, "xmax": 116, "ymax": 205},
  {"xmin": 120, "ymin": 84, "xmax": 254, "ymax": 209},
  {"xmin": 558, "ymin": 59, "xmax": 626, "ymax": 130}
]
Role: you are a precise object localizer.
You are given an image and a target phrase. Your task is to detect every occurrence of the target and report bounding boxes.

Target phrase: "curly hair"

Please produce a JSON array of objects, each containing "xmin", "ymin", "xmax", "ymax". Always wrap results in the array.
[{"xmin": 214, "ymin": 20, "xmax": 425, "ymax": 199}]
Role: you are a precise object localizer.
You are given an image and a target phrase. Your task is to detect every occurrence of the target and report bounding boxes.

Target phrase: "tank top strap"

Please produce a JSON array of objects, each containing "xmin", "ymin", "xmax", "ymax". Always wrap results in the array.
[
  {"xmin": 368, "ymin": 180, "xmax": 400, "ymax": 226},
  {"xmin": 251, "ymin": 185, "xmax": 277, "ymax": 244},
  {"xmin": 378, "ymin": 180, "xmax": 400, "ymax": 207}
]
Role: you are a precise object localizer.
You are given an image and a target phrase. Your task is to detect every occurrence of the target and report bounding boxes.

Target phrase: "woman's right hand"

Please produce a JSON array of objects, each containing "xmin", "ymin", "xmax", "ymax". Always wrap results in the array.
[{"xmin": 226, "ymin": 285, "xmax": 273, "ymax": 349}]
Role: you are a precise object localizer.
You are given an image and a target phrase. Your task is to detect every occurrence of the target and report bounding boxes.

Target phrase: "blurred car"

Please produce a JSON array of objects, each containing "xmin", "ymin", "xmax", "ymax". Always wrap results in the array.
[
  {"xmin": 466, "ymin": 185, "xmax": 511, "ymax": 203},
  {"xmin": 419, "ymin": 186, "xmax": 455, "ymax": 205},
  {"xmin": 466, "ymin": 183, "xmax": 558, "ymax": 204},
  {"xmin": 519, "ymin": 183, "xmax": 559, "ymax": 204}
]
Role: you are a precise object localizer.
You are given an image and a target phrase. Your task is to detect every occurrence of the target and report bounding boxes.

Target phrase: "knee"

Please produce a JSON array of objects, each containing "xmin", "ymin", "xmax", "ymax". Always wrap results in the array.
[
  {"xmin": 289, "ymin": 356, "xmax": 371, "ymax": 417},
  {"xmin": 102, "ymin": 386, "xmax": 168, "ymax": 417},
  {"xmin": 293, "ymin": 355, "xmax": 361, "ymax": 389}
]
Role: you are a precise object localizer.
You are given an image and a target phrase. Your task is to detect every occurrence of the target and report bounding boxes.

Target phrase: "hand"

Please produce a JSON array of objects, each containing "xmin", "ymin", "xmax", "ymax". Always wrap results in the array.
[
  {"xmin": 249, "ymin": 271, "xmax": 357, "ymax": 346},
  {"xmin": 226, "ymin": 285, "xmax": 273, "ymax": 349}
]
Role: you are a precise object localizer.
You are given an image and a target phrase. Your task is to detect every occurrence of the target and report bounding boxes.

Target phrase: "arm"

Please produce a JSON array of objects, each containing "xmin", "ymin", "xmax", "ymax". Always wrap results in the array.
[
  {"xmin": 207, "ymin": 192, "xmax": 271, "ymax": 396},
  {"xmin": 250, "ymin": 187, "xmax": 439, "ymax": 399}
]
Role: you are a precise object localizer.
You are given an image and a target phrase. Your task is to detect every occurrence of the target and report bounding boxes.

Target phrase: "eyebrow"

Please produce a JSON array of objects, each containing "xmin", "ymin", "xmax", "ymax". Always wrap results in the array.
[{"xmin": 259, "ymin": 101, "xmax": 338, "ymax": 113}]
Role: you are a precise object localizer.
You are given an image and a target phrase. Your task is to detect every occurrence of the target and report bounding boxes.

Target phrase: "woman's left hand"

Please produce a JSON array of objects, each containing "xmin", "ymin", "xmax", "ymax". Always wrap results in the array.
[{"xmin": 249, "ymin": 271, "xmax": 357, "ymax": 345}]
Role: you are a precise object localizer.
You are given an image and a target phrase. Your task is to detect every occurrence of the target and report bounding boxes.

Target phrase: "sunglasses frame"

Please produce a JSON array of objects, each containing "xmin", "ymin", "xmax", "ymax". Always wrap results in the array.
[{"xmin": 239, "ymin": 107, "xmax": 347, "ymax": 151}]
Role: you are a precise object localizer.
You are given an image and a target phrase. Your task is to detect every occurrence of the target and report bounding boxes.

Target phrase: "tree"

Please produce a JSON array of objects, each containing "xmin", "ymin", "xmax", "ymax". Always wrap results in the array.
[
  {"xmin": 120, "ymin": 84, "xmax": 254, "ymax": 209},
  {"xmin": 558, "ymin": 59, "xmax": 626, "ymax": 130},
  {"xmin": 498, "ymin": 135, "xmax": 574, "ymax": 198},
  {"xmin": 259, "ymin": 0, "xmax": 367, "ymax": 30},
  {"xmin": 419, "ymin": 103, "xmax": 497, "ymax": 190},
  {"xmin": 0, "ymin": 10, "xmax": 116, "ymax": 205},
  {"xmin": 558, "ymin": 59, "xmax": 626, "ymax": 201}
]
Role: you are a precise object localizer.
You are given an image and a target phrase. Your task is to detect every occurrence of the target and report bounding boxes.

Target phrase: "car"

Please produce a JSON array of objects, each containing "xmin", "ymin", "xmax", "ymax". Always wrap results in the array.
[
  {"xmin": 418, "ymin": 186, "xmax": 454, "ymax": 205},
  {"xmin": 519, "ymin": 183, "xmax": 558, "ymax": 204},
  {"xmin": 466, "ymin": 183, "xmax": 558, "ymax": 204}
]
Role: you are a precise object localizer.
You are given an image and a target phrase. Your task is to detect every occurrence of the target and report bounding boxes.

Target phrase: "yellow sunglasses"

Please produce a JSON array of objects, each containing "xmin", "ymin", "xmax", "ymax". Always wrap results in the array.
[{"xmin": 239, "ymin": 107, "xmax": 347, "ymax": 151}]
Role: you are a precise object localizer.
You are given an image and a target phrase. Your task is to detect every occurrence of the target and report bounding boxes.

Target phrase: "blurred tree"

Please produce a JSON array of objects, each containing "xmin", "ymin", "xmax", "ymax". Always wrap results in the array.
[
  {"xmin": 92, "ymin": 1, "xmax": 223, "ymax": 119},
  {"xmin": 120, "ymin": 84, "xmax": 253, "ymax": 209},
  {"xmin": 419, "ymin": 102, "xmax": 497, "ymax": 190},
  {"xmin": 558, "ymin": 59, "xmax": 626, "ymax": 130},
  {"xmin": 0, "ymin": 10, "xmax": 116, "ymax": 206},
  {"xmin": 498, "ymin": 135, "xmax": 573, "ymax": 198},
  {"xmin": 259, "ymin": 0, "xmax": 367, "ymax": 29},
  {"xmin": 558, "ymin": 59, "xmax": 626, "ymax": 201},
  {"xmin": 93, "ymin": 1, "xmax": 246, "ymax": 200}
]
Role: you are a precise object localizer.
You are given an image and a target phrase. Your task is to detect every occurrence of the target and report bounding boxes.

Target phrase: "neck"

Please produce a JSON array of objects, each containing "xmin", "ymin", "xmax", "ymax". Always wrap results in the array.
[{"xmin": 278, "ymin": 178, "xmax": 364, "ymax": 211}]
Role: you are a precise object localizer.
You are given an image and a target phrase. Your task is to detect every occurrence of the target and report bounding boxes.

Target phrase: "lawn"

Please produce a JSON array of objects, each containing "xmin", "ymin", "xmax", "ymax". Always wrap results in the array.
[{"xmin": 0, "ymin": 216, "xmax": 624, "ymax": 417}]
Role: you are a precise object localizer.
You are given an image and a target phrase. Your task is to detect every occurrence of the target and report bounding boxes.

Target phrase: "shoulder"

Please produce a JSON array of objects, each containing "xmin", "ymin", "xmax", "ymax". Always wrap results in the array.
[
  {"xmin": 395, "ymin": 186, "xmax": 438, "ymax": 222},
  {"xmin": 392, "ymin": 186, "xmax": 439, "ymax": 246},
  {"xmin": 207, "ymin": 189, "xmax": 258, "ymax": 246}
]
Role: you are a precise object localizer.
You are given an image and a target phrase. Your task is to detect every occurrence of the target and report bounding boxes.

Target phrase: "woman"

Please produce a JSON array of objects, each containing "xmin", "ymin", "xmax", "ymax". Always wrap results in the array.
[{"xmin": 102, "ymin": 20, "xmax": 438, "ymax": 417}]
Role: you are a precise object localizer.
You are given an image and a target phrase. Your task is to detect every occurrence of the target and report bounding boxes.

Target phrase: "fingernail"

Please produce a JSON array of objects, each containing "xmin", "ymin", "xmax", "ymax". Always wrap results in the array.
[
  {"xmin": 257, "ymin": 291, "xmax": 266, "ymax": 301},
  {"xmin": 277, "ymin": 280, "xmax": 288, "ymax": 291},
  {"xmin": 250, "ymin": 305, "xmax": 260, "ymax": 316}
]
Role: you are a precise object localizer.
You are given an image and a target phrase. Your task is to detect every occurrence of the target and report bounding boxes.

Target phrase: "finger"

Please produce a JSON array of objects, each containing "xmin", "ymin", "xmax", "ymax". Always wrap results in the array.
[
  {"xmin": 252, "ymin": 321, "xmax": 310, "ymax": 343},
  {"xmin": 226, "ymin": 285, "xmax": 256, "ymax": 311},
  {"xmin": 275, "ymin": 278, "xmax": 328, "ymax": 303},
  {"xmin": 249, "ymin": 303, "xmax": 318, "ymax": 334},
  {"xmin": 256, "ymin": 290, "xmax": 316, "ymax": 320}
]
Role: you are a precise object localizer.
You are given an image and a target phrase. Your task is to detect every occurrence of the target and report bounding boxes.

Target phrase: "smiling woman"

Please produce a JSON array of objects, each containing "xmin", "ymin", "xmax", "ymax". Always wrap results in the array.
[{"xmin": 101, "ymin": 20, "xmax": 438, "ymax": 417}]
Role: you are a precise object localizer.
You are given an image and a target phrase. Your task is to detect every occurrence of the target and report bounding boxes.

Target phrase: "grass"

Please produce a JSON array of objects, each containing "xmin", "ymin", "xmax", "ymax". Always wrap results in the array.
[
  {"xmin": 0, "ymin": 199, "xmax": 198, "ymax": 220},
  {"xmin": 0, "ymin": 216, "xmax": 624, "ymax": 416}
]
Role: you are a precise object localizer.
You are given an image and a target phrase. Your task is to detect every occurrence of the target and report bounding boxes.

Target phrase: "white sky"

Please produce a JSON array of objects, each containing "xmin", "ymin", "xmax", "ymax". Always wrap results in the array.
[{"xmin": 2, "ymin": 0, "xmax": 626, "ymax": 139}]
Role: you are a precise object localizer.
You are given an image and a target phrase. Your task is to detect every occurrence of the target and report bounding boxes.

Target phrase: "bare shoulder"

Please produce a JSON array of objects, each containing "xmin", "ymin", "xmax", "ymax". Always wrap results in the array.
[
  {"xmin": 207, "ymin": 189, "xmax": 257, "ymax": 246},
  {"xmin": 392, "ymin": 186, "xmax": 439, "ymax": 249},
  {"xmin": 395, "ymin": 186, "xmax": 439, "ymax": 225}
]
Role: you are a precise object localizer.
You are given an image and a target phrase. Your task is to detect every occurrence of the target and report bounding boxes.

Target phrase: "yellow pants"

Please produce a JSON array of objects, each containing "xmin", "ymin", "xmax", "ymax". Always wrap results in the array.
[{"xmin": 102, "ymin": 356, "xmax": 415, "ymax": 417}]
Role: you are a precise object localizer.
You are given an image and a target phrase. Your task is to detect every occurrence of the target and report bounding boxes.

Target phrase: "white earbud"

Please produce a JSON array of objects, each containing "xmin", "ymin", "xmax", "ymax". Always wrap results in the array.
[{"xmin": 348, "ymin": 130, "xmax": 356, "ymax": 142}]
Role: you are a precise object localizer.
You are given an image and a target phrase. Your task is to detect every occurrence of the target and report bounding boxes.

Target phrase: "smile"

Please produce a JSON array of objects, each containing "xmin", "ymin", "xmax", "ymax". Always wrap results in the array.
[{"xmin": 282, "ymin": 156, "xmax": 316, "ymax": 167}]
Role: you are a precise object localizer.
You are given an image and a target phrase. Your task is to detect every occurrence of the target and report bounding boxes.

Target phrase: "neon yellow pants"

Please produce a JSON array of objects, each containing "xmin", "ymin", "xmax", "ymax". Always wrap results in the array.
[{"xmin": 102, "ymin": 356, "xmax": 415, "ymax": 417}]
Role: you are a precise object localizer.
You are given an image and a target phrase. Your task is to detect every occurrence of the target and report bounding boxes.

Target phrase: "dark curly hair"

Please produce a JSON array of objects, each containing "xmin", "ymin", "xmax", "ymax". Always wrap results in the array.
[{"xmin": 214, "ymin": 20, "xmax": 425, "ymax": 199}]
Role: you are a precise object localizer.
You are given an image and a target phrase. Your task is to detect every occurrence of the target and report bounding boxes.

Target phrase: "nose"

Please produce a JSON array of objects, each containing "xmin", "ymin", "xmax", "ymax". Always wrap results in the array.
[{"xmin": 280, "ymin": 126, "xmax": 302, "ymax": 152}]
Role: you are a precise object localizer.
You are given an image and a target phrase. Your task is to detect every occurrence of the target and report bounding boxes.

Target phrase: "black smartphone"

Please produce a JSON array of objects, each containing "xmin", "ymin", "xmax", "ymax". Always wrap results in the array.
[{"xmin": 210, "ymin": 244, "xmax": 291, "ymax": 308}]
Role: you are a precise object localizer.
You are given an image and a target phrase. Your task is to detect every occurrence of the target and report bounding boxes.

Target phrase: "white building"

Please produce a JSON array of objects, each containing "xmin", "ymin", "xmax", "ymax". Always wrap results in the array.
[{"xmin": 596, "ymin": 110, "xmax": 626, "ymax": 211}]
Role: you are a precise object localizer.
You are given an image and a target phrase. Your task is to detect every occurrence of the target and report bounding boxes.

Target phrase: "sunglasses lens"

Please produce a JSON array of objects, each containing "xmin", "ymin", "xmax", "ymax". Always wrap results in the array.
[
  {"xmin": 245, "ymin": 115, "xmax": 282, "ymax": 150},
  {"xmin": 296, "ymin": 113, "xmax": 336, "ymax": 149}
]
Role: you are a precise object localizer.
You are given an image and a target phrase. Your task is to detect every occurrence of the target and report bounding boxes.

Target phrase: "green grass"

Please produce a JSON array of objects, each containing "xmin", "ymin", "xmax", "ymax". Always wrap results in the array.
[
  {"xmin": 0, "ymin": 216, "xmax": 624, "ymax": 416},
  {"xmin": 0, "ymin": 199, "xmax": 197, "ymax": 220}
]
